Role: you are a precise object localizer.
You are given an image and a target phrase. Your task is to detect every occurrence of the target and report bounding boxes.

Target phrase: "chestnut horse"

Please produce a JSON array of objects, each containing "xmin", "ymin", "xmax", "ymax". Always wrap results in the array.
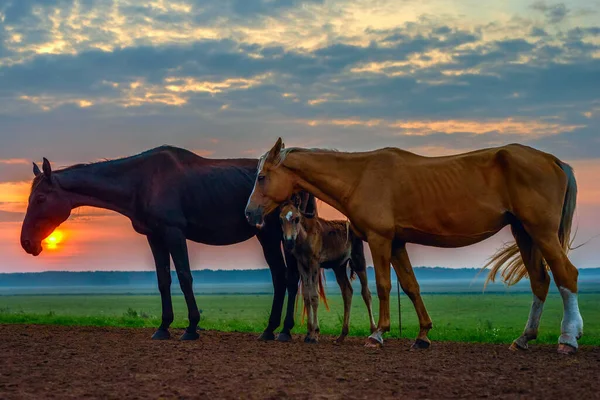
[
  {"xmin": 20, "ymin": 145, "xmax": 314, "ymax": 342},
  {"xmin": 279, "ymin": 197, "xmax": 375, "ymax": 344},
  {"xmin": 245, "ymin": 138, "xmax": 583, "ymax": 354}
]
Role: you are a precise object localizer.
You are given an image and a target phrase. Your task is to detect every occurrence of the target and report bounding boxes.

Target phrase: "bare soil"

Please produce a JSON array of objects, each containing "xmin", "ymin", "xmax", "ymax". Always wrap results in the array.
[{"xmin": 0, "ymin": 325, "xmax": 598, "ymax": 399}]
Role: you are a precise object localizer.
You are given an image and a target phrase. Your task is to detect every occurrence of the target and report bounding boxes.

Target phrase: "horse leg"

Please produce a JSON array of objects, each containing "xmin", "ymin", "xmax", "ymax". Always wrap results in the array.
[
  {"xmin": 355, "ymin": 268, "xmax": 376, "ymax": 334},
  {"xmin": 333, "ymin": 264, "xmax": 353, "ymax": 344},
  {"xmin": 509, "ymin": 223, "xmax": 550, "ymax": 351},
  {"xmin": 365, "ymin": 234, "xmax": 392, "ymax": 347},
  {"xmin": 528, "ymin": 230, "xmax": 583, "ymax": 354},
  {"xmin": 299, "ymin": 268, "xmax": 314, "ymax": 343},
  {"xmin": 279, "ymin": 250, "xmax": 300, "ymax": 342},
  {"xmin": 164, "ymin": 227, "xmax": 200, "ymax": 341},
  {"xmin": 256, "ymin": 232, "xmax": 287, "ymax": 341},
  {"xmin": 308, "ymin": 264, "xmax": 320, "ymax": 344},
  {"xmin": 391, "ymin": 244, "xmax": 433, "ymax": 350},
  {"xmin": 351, "ymin": 243, "xmax": 376, "ymax": 334},
  {"xmin": 147, "ymin": 235, "xmax": 173, "ymax": 340}
]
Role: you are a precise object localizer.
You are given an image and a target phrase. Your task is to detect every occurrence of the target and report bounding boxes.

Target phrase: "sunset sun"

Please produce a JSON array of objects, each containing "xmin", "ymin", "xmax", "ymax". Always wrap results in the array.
[{"xmin": 43, "ymin": 230, "xmax": 65, "ymax": 250}]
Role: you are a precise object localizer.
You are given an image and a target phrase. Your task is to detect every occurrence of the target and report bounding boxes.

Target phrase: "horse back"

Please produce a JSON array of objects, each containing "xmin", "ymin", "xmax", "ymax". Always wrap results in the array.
[{"xmin": 136, "ymin": 147, "xmax": 262, "ymax": 244}]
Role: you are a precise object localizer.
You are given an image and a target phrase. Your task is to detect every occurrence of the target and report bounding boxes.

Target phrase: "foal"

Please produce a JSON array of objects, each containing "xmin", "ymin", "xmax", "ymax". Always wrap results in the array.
[{"xmin": 279, "ymin": 199, "xmax": 376, "ymax": 343}]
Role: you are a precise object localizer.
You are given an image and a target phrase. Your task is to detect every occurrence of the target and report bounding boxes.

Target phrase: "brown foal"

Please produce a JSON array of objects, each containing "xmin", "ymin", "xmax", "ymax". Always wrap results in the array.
[
  {"xmin": 246, "ymin": 138, "xmax": 583, "ymax": 354},
  {"xmin": 279, "ymin": 197, "xmax": 376, "ymax": 344}
]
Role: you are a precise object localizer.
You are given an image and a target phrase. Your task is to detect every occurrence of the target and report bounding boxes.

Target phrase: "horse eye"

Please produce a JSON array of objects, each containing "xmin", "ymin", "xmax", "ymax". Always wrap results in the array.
[
  {"xmin": 35, "ymin": 195, "xmax": 46, "ymax": 204},
  {"xmin": 294, "ymin": 216, "xmax": 300, "ymax": 224},
  {"xmin": 257, "ymin": 175, "xmax": 266, "ymax": 182}
]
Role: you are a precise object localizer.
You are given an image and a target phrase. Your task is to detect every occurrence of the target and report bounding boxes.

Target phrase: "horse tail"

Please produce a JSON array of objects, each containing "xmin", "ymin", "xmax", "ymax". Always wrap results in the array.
[
  {"xmin": 482, "ymin": 160, "xmax": 578, "ymax": 288},
  {"xmin": 557, "ymin": 161, "xmax": 577, "ymax": 253},
  {"xmin": 481, "ymin": 242, "xmax": 523, "ymax": 288},
  {"xmin": 318, "ymin": 269, "xmax": 330, "ymax": 311}
]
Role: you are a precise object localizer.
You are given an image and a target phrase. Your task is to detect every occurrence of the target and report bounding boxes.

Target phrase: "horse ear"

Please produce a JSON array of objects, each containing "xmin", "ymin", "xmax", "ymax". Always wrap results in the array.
[
  {"xmin": 33, "ymin": 162, "xmax": 42, "ymax": 177},
  {"xmin": 265, "ymin": 137, "xmax": 283, "ymax": 164},
  {"xmin": 291, "ymin": 193, "xmax": 301, "ymax": 208},
  {"xmin": 42, "ymin": 157, "xmax": 52, "ymax": 179},
  {"xmin": 303, "ymin": 193, "xmax": 317, "ymax": 218}
]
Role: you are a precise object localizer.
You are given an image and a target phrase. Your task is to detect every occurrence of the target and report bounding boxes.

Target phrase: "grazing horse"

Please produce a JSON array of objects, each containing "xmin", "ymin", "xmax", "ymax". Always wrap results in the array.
[
  {"xmin": 20, "ymin": 145, "xmax": 313, "ymax": 342},
  {"xmin": 279, "ymin": 197, "xmax": 376, "ymax": 344},
  {"xmin": 245, "ymin": 138, "xmax": 583, "ymax": 354}
]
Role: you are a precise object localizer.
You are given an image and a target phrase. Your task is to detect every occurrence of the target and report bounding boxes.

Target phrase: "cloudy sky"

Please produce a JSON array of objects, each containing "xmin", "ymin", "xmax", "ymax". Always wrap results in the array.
[{"xmin": 0, "ymin": 0, "xmax": 599, "ymax": 272}]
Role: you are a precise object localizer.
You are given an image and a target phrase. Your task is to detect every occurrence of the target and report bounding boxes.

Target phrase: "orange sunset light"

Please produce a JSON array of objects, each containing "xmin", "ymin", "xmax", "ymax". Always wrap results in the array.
[{"xmin": 43, "ymin": 229, "xmax": 65, "ymax": 250}]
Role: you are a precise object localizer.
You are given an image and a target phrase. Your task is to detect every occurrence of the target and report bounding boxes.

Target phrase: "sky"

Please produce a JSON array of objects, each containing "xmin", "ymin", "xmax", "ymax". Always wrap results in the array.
[{"xmin": 0, "ymin": 0, "xmax": 599, "ymax": 272}]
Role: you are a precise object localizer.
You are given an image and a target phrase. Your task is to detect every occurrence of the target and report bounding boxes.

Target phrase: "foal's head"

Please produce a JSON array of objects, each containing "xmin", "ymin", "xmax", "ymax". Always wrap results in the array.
[
  {"xmin": 21, "ymin": 159, "xmax": 72, "ymax": 256},
  {"xmin": 245, "ymin": 138, "xmax": 296, "ymax": 228},
  {"xmin": 279, "ymin": 198, "xmax": 305, "ymax": 251}
]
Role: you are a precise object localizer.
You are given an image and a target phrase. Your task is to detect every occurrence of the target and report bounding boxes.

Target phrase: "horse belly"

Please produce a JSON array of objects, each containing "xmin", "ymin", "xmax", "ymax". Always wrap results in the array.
[
  {"xmin": 185, "ymin": 222, "xmax": 257, "ymax": 245},
  {"xmin": 397, "ymin": 205, "xmax": 510, "ymax": 248}
]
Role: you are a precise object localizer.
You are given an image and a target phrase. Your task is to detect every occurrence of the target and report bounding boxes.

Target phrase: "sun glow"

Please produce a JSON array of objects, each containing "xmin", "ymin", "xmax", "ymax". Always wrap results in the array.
[{"xmin": 43, "ymin": 230, "xmax": 65, "ymax": 250}]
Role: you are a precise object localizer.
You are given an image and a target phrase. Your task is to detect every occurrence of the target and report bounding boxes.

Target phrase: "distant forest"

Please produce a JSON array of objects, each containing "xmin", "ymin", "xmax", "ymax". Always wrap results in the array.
[{"xmin": 1, "ymin": 267, "xmax": 599, "ymax": 287}]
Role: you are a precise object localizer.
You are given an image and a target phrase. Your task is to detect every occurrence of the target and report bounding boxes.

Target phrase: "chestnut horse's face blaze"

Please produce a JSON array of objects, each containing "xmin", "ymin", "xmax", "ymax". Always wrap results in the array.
[
  {"xmin": 245, "ymin": 138, "xmax": 294, "ymax": 228},
  {"xmin": 20, "ymin": 159, "xmax": 72, "ymax": 256},
  {"xmin": 279, "ymin": 204, "xmax": 302, "ymax": 251}
]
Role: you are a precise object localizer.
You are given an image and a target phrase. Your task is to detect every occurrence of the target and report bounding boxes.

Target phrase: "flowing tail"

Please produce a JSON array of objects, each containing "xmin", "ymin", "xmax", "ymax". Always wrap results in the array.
[
  {"xmin": 482, "ymin": 160, "xmax": 577, "ymax": 287},
  {"xmin": 295, "ymin": 269, "xmax": 330, "ymax": 324}
]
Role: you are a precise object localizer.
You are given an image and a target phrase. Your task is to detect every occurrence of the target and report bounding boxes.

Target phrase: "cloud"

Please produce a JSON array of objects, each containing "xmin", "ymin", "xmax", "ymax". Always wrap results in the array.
[
  {"xmin": 298, "ymin": 117, "xmax": 584, "ymax": 138},
  {"xmin": 0, "ymin": 158, "xmax": 28, "ymax": 165},
  {"xmin": 531, "ymin": 1, "xmax": 570, "ymax": 24}
]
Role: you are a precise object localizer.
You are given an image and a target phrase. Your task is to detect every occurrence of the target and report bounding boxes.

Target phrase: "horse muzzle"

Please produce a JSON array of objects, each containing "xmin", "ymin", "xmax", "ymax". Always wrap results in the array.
[
  {"xmin": 283, "ymin": 238, "xmax": 296, "ymax": 252},
  {"xmin": 245, "ymin": 208, "xmax": 265, "ymax": 229},
  {"xmin": 21, "ymin": 238, "xmax": 42, "ymax": 256}
]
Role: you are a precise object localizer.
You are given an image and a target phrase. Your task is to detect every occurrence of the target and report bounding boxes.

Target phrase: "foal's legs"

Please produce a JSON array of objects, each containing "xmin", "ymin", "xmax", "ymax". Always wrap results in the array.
[
  {"xmin": 510, "ymin": 223, "xmax": 550, "ymax": 351},
  {"xmin": 280, "ymin": 250, "xmax": 300, "ymax": 342},
  {"xmin": 528, "ymin": 230, "xmax": 583, "ymax": 353},
  {"xmin": 391, "ymin": 244, "xmax": 433, "ymax": 349},
  {"xmin": 333, "ymin": 264, "xmax": 353, "ymax": 344},
  {"xmin": 308, "ymin": 262, "xmax": 322, "ymax": 343},
  {"xmin": 148, "ymin": 235, "xmax": 174, "ymax": 340},
  {"xmin": 365, "ymin": 234, "xmax": 392, "ymax": 347},
  {"xmin": 299, "ymin": 266, "xmax": 316, "ymax": 343},
  {"xmin": 164, "ymin": 227, "xmax": 200, "ymax": 340}
]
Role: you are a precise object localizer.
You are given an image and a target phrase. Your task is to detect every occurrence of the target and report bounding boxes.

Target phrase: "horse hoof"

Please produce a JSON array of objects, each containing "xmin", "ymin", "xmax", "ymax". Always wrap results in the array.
[
  {"xmin": 179, "ymin": 330, "xmax": 200, "ymax": 341},
  {"xmin": 509, "ymin": 339, "xmax": 528, "ymax": 352},
  {"xmin": 151, "ymin": 329, "xmax": 170, "ymax": 340},
  {"xmin": 364, "ymin": 337, "xmax": 382, "ymax": 348},
  {"xmin": 304, "ymin": 336, "xmax": 318, "ymax": 344},
  {"xmin": 410, "ymin": 339, "xmax": 431, "ymax": 351},
  {"xmin": 277, "ymin": 332, "xmax": 292, "ymax": 342},
  {"xmin": 333, "ymin": 336, "xmax": 346, "ymax": 345},
  {"xmin": 258, "ymin": 331, "xmax": 276, "ymax": 341},
  {"xmin": 557, "ymin": 344, "xmax": 577, "ymax": 355}
]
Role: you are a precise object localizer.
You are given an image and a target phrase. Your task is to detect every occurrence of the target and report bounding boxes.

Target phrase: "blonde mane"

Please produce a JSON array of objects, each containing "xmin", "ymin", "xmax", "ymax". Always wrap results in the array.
[{"xmin": 257, "ymin": 147, "xmax": 338, "ymax": 172}]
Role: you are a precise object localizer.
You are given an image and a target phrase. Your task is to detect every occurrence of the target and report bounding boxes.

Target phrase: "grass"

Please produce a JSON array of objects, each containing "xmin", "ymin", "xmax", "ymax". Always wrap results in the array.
[{"xmin": 0, "ymin": 292, "xmax": 598, "ymax": 345}]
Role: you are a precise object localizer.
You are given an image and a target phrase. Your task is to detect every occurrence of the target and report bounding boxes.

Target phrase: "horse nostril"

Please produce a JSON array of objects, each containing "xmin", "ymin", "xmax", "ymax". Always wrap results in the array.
[{"xmin": 22, "ymin": 239, "xmax": 31, "ymax": 249}]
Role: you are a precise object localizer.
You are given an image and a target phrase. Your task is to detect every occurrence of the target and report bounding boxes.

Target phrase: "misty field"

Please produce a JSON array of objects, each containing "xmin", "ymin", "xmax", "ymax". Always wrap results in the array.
[{"xmin": 0, "ymin": 292, "xmax": 598, "ymax": 345}]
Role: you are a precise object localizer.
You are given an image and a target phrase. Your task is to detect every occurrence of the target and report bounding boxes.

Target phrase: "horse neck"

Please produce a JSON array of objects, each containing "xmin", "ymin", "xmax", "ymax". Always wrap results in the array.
[
  {"xmin": 284, "ymin": 151, "xmax": 362, "ymax": 216},
  {"xmin": 55, "ymin": 161, "xmax": 140, "ymax": 219}
]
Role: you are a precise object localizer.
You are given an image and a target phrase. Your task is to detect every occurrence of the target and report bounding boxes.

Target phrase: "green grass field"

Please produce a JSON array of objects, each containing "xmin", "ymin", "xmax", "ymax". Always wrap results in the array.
[{"xmin": 0, "ymin": 292, "xmax": 598, "ymax": 345}]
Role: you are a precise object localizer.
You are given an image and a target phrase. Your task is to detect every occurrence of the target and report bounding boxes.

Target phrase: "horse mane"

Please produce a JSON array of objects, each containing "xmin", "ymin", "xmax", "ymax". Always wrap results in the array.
[
  {"xmin": 258, "ymin": 146, "xmax": 339, "ymax": 171},
  {"xmin": 29, "ymin": 145, "xmax": 252, "ymax": 199}
]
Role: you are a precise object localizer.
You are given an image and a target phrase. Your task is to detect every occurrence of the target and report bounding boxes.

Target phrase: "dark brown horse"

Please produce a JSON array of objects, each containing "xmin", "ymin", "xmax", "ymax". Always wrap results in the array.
[
  {"xmin": 280, "ymin": 197, "xmax": 375, "ymax": 344},
  {"xmin": 246, "ymin": 138, "xmax": 583, "ymax": 354},
  {"xmin": 20, "ymin": 145, "xmax": 312, "ymax": 342}
]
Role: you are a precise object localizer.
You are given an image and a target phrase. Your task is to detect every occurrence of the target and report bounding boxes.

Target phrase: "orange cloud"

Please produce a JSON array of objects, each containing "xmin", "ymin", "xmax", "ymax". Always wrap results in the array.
[
  {"xmin": 299, "ymin": 117, "xmax": 584, "ymax": 138},
  {"xmin": 0, "ymin": 159, "xmax": 28, "ymax": 165},
  {"xmin": 0, "ymin": 181, "xmax": 30, "ymax": 212}
]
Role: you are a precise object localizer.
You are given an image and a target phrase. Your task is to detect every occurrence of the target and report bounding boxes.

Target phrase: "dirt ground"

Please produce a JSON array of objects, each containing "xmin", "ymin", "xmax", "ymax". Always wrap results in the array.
[{"xmin": 0, "ymin": 325, "xmax": 598, "ymax": 399}]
